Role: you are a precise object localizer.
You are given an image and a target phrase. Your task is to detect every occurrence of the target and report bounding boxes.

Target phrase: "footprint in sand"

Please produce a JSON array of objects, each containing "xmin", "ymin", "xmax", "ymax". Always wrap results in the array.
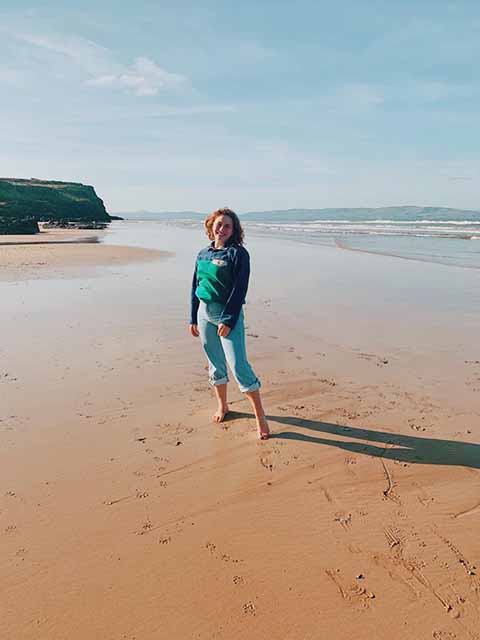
[
  {"xmin": 205, "ymin": 542, "xmax": 242, "ymax": 564},
  {"xmin": 320, "ymin": 378, "xmax": 336, "ymax": 387},
  {"xmin": 334, "ymin": 512, "xmax": 352, "ymax": 530},
  {"xmin": 358, "ymin": 352, "xmax": 389, "ymax": 366},
  {"xmin": 325, "ymin": 569, "xmax": 375, "ymax": 609},
  {"xmin": 242, "ymin": 601, "xmax": 256, "ymax": 616},
  {"xmin": 222, "ymin": 553, "xmax": 241, "ymax": 564},
  {"xmin": 260, "ymin": 457, "xmax": 274, "ymax": 472},
  {"xmin": 384, "ymin": 526, "xmax": 402, "ymax": 549},
  {"xmin": 436, "ymin": 533, "xmax": 477, "ymax": 577},
  {"xmin": 408, "ymin": 417, "xmax": 428, "ymax": 431},
  {"xmin": 321, "ymin": 487, "xmax": 333, "ymax": 502},
  {"xmin": 136, "ymin": 519, "xmax": 153, "ymax": 535},
  {"xmin": 343, "ymin": 458, "xmax": 357, "ymax": 477}
]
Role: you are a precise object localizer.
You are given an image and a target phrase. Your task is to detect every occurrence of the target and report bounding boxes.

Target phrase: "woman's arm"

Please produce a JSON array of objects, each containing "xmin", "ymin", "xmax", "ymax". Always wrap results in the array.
[
  {"xmin": 219, "ymin": 247, "xmax": 250, "ymax": 328},
  {"xmin": 190, "ymin": 262, "xmax": 200, "ymax": 325}
]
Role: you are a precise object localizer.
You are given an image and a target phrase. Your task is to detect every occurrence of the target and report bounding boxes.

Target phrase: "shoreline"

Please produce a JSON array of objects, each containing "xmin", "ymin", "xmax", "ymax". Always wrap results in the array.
[
  {"xmin": 0, "ymin": 227, "xmax": 170, "ymax": 281},
  {"xmin": 137, "ymin": 218, "xmax": 480, "ymax": 270},
  {"xmin": 334, "ymin": 237, "xmax": 480, "ymax": 271},
  {"xmin": 0, "ymin": 227, "xmax": 105, "ymax": 245},
  {"xmin": 0, "ymin": 237, "xmax": 100, "ymax": 246}
]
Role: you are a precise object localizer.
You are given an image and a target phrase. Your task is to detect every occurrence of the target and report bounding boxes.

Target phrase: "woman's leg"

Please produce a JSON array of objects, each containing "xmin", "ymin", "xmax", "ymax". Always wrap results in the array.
[
  {"xmin": 245, "ymin": 389, "xmax": 270, "ymax": 440},
  {"xmin": 212, "ymin": 383, "xmax": 229, "ymax": 423},
  {"xmin": 221, "ymin": 311, "xmax": 270, "ymax": 439},
  {"xmin": 198, "ymin": 306, "xmax": 230, "ymax": 422}
]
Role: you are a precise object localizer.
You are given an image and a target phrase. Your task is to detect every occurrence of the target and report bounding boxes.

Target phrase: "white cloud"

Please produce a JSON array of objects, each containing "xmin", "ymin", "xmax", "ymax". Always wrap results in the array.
[
  {"xmin": 5, "ymin": 29, "xmax": 186, "ymax": 97},
  {"xmin": 87, "ymin": 56, "xmax": 185, "ymax": 96},
  {"xmin": 8, "ymin": 31, "xmax": 111, "ymax": 75}
]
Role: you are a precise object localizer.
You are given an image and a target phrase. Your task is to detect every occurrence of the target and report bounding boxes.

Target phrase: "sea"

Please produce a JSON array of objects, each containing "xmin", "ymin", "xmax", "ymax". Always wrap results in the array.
[{"xmin": 121, "ymin": 207, "xmax": 480, "ymax": 270}]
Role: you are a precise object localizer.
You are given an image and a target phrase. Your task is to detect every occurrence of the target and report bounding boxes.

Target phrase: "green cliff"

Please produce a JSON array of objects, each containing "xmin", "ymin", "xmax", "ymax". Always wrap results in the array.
[{"xmin": 0, "ymin": 178, "xmax": 111, "ymax": 234}]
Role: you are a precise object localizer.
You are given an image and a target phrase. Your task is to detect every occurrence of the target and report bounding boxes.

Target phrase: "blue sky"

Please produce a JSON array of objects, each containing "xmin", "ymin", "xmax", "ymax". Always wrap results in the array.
[{"xmin": 1, "ymin": 1, "xmax": 479, "ymax": 212}]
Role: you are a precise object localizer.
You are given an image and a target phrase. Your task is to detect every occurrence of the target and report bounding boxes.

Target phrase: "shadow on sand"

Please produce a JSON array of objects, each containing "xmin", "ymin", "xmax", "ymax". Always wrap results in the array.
[{"xmin": 226, "ymin": 411, "xmax": 479, "ymax": 470}]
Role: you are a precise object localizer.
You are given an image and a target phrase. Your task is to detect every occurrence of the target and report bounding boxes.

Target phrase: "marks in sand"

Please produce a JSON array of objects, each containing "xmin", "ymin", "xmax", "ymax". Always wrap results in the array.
[
  {"xmin": 369, "ymin": 519, "xmax": 480, "ymax": 633},
  {"xmin": 205, "ymin": 541, "xmax": 243, "ymax": 564},
  {"xmin": 242, "ymin": 601, "xmax": 256, "ymax": 616},
  {"xmin": 334, "ymin": 512, "xmax": 352, "ymax": 530},
  {"xmin": 356, "ymin": 352, "xmax": 389, "ymax": 367},
  {"xmin": 435, "ymin": 531, "xmax": 479, "ymax": 594},
  {"xmin": 260, "ymin": 456, "xmax": 274, "ymax": 472},
  {"xmin": 384, "ymin": 525, "xmax": 402, "ymax": 549},
  {"xmin": 325, "ymin": 568, "xmax": 376, "ymax": 610},
  {"xmin": 344, "ymin": 456, "xmax": 358, "ymax": 476},
  {"xmin": 453, "ymin": 501, "xmax": 480, "ymax": 520},
  {"xmin": 380, "ymin": 453, "xmax": 401, "ymax": 504},
  {"xmin": 104, "ymin": 488, "xmax": 152, "ymax": 507}
]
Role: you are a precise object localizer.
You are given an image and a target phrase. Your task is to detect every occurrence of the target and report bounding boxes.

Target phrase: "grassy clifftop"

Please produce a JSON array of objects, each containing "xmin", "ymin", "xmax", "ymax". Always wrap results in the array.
[{"xmin": 0, "ymin": 178, "xmax": 111, "ymax": 227}]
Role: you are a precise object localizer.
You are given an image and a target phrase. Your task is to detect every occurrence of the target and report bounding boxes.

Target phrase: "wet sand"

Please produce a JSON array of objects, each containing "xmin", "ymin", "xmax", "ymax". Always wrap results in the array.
[
  {"xmin": 1, "ymin": 222, "xmax": 479, "ymax": 639},
  {"xmin": 0, "ymin": 226, "xmax": 100, "ymax": 244},
  {"xmin": 0, "ymin": 228, "xmax": 168, "ymax": 280}
]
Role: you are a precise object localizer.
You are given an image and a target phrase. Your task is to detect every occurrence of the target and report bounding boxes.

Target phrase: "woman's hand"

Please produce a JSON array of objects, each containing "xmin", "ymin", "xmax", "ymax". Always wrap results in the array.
[
  {"xmin": 189, "ymin": 324, "xmax": 199, "ymax": 337},
  {"xmin": 217, "ymin": 323, "xmax": 231, "ymax": 337}
]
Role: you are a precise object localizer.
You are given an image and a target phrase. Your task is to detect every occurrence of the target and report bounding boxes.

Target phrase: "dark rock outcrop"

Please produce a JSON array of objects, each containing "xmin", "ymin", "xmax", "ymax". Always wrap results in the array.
[
  {"xmin": 0, "ymin": 218, "xmax": 40, "ymax": 235},
  {"xmin": 0, "ymin": 177, "xmax": 111, "ymax": 234}
]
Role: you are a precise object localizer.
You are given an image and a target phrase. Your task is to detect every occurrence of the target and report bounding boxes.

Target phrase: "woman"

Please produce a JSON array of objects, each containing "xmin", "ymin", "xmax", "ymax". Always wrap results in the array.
[{"xmin": 189, "ymin": 207, "xmax": 270, "ymax": 440}]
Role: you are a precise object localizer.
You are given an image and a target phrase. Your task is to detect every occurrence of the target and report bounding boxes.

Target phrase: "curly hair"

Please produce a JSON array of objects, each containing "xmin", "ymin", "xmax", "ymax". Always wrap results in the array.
[{"xmin": 205, "ymin": 207, "xmax": 244, "ymax": 245}]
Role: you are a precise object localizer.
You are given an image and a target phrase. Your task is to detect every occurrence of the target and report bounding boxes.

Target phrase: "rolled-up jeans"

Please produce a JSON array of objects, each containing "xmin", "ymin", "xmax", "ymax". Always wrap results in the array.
[{"xmin": 197, "ymin": 301, "xmax": 261, "ymax": 393}]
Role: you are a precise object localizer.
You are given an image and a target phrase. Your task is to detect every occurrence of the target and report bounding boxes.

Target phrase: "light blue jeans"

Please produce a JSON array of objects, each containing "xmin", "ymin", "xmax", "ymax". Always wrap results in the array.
[{"xmin": 198, "ymin": 302, "xmax": 261, "ymax": 393}]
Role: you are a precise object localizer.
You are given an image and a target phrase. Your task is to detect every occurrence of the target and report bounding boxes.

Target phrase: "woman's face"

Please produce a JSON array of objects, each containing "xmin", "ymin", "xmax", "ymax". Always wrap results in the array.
[{"xmin": 213, "ymin": 214, "xmax": 234, "ymax": 244}]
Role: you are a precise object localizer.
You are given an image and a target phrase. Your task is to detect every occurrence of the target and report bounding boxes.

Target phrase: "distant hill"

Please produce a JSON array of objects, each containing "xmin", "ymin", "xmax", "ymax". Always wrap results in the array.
[
  {"xmin": 239, "ymin": 206, "xmax": 480, "ymax": 222},
  {"xmin": 121, "ymin": 210, "xmax": 205, "ymax": 220},
  {"xmin": 117, "ymin": 206, "xmax": 480, "ymax": 223},
  {"xmin": 0, "ymin": 177, "xmax": 111, "ymax": 234}
]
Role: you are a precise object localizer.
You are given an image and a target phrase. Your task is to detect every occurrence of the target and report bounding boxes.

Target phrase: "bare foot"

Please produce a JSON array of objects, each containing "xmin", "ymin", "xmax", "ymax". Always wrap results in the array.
[
  {"xmin": 213, "ymin": 405, "xmax": 229, "ymax": 423},
  {"xmin": 256, "ymin": 415, "xmax": 270, "ymax": 440}
]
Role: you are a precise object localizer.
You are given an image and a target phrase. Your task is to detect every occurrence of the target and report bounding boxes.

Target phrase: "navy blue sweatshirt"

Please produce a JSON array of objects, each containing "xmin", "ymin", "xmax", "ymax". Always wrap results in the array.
[{"xmin": 190, "ymin": 242, "xmax": 250, "ymax": 328}]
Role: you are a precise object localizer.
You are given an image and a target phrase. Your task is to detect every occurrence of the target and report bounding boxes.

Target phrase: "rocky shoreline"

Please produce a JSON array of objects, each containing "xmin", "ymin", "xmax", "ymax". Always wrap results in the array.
[{"xmin": 0, "ymin": 177, "xmax": 120, "ymax": 235}]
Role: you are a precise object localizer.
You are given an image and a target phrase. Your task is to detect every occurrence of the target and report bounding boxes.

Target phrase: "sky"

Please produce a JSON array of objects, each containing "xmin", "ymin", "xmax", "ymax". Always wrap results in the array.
[{"xmin": 1, "ymin": 1, "xmax": 479, "ymax": 212}]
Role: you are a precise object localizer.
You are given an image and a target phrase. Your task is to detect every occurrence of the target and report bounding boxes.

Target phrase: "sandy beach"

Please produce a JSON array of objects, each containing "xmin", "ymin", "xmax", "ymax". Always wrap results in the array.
[
  {"xmin": 0, "ymin": 228, "xmax": 167, "ymax": 281},
  {"xmin": 1, "ymin": 221, "xmax": 479, "ymax": 639}
]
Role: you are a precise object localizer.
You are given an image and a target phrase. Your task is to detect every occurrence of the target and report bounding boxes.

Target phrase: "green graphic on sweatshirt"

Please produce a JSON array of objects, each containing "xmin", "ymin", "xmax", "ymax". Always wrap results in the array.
[{"xmin": 195, "ymin": 258, "xmax": 233, "ymax": 303}]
